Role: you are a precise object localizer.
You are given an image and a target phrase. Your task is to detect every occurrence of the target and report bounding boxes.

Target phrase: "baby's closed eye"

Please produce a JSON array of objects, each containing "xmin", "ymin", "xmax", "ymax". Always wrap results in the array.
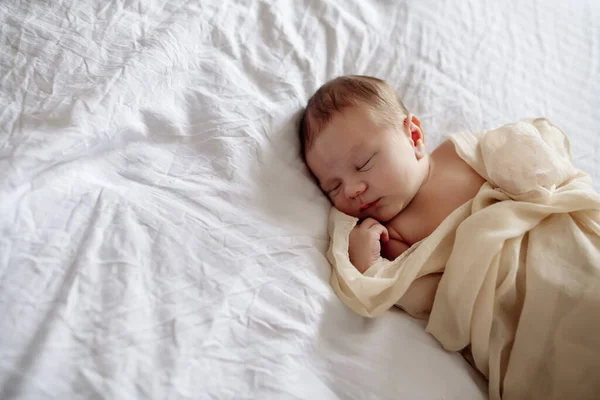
[
  {"xmin": 327, "ymin": 183, "xmax": 341, "ymax": 195},
  {"xmin": 358, "ymin": 153, "xmax": 377, "ymax": 171}
]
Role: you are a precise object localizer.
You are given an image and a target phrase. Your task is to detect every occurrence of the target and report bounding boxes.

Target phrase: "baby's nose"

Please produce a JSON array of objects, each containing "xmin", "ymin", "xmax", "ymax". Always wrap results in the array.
[{"xmin": 345, "ymin": 182, "xmax": 367, "ymax": 199}]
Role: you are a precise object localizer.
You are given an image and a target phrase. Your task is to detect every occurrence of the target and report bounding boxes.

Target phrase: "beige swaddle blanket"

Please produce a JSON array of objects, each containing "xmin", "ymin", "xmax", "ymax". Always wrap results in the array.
[{"xmin": 327, "ymin": 118, "xmax": 600, "ymax": 400}]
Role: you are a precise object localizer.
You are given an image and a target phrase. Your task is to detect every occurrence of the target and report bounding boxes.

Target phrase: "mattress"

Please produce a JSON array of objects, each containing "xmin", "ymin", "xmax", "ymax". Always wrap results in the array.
[{"xmin": 0, "ymin": 0, "xmax": 597, "ymax": 398}]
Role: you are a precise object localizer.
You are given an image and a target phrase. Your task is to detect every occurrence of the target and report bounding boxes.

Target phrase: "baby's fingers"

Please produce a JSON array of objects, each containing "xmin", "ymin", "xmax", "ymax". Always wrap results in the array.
[
  {"xmin": 381, "ymin": 228, "xmax": 389, "ymax": 243},
  {"xmin": 361, "ymin": 218, "xmax": 380, "ymax": 229},
  {"xmin": 370, "ymin": 224, "xmax": 389, "ymax": 243}
]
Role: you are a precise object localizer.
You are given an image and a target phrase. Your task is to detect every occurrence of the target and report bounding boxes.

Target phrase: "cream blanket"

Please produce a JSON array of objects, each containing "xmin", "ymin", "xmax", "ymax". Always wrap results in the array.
[{"xmin": 327, "ymin": 119, "xmax": 600, "ymax": 400}]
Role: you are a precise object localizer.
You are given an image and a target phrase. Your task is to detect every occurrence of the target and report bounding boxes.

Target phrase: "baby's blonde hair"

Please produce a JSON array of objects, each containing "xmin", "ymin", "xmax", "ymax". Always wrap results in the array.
[{"xmin": 299, "ymin": 75, "xmax": 408, "ymax": 159}]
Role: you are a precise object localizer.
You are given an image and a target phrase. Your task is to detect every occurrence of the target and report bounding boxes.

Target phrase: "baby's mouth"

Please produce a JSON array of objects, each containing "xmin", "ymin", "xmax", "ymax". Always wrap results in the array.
[{"xmin": 359, "ymin": 200, "xmax": 379, "ymax": 212}]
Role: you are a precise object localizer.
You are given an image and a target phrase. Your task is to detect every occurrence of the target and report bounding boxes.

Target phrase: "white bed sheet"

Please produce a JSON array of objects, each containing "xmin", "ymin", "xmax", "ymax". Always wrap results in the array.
[{"xmin": 0, "ymin": 0, "xmax": 598, "ymax": 398}]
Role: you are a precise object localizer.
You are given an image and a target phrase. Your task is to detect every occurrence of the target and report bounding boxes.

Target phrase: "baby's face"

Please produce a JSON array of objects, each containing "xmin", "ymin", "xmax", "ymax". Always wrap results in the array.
[{"xmin": 306, "ymin": 106, "xmax": 427, "ymax": 222}]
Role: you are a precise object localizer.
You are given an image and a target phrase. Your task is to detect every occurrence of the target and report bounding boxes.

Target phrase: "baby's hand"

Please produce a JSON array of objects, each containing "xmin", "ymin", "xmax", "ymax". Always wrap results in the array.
[{"xmin": 349, "ymin": 218, "xmax": 389, "ymax": 274}]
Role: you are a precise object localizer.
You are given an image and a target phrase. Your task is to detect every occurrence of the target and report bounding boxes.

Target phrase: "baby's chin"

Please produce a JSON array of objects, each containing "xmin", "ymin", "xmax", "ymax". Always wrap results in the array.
[
  {"xmin": 370, "ymin": 204, "xmax": 404, "ymax": 222},
  {"xmin": 335, "ymin": 204, "xmax": 401, "ymax": 222},
  {"xmin": 353, "ymin": 208, "xmax": 399, "ymax": 223}
]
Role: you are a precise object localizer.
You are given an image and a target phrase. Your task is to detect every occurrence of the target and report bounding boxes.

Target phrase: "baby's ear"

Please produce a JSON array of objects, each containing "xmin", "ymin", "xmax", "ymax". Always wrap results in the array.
[{"xmin": 405, "ymin": 115, "xmax": 426, "ymax": 159}]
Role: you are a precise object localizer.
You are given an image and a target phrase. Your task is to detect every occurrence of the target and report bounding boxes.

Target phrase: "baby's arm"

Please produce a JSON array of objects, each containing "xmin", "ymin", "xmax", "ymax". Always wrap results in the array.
[
  {"xmin": 382, "ymin": 235, "xmax": 440, "ymax": 320},
  {"xmin": 397, "ymin": 273, "xmax": 442, "ymax": 319},
  {"xmin": 349, "ymin": 223, "xmax": 440, "ymax": 319}
]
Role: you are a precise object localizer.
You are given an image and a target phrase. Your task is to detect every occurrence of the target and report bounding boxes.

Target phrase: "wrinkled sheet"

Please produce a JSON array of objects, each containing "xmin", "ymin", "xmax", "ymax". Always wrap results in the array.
[
  {"xmin": 327, "ymin": 119, "xmax": 600, "ymax": 399},
  {"xmin": 0, "ymin": 0, "xmax": 598, "ymax": 398}
]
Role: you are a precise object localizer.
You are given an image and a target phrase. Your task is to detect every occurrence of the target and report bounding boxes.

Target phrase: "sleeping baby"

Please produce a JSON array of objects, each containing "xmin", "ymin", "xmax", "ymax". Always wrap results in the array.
[
  {"xmin": 299, "ymin": 75, "xmax": 600, "ymax": 400},
  {"xmin": 299, "ymin": 75, "xmax": 486, "ymax": 319}
]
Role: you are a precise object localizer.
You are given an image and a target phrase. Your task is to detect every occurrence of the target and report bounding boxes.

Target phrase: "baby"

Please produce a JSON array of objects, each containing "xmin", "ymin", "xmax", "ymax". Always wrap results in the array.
[
  {"xmin": 299, "ymin": 75, "xmax": 486, "ymax": 318},
  {"xmin": 299, "ymin": 75, "xmax": 600, "ymax": 398}
]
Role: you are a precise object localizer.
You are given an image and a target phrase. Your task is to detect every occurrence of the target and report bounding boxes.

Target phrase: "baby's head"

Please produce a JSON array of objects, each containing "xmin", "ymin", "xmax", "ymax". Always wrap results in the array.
[{"xmin": 299, "ymin": 75, "xmax": 429, "ymax": 222}]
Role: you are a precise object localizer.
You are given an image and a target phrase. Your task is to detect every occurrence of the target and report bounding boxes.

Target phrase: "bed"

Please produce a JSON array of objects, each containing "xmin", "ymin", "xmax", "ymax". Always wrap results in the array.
[{"xmin": 0, "ymin": 0, "xmax": 598, "ymax": 398}]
